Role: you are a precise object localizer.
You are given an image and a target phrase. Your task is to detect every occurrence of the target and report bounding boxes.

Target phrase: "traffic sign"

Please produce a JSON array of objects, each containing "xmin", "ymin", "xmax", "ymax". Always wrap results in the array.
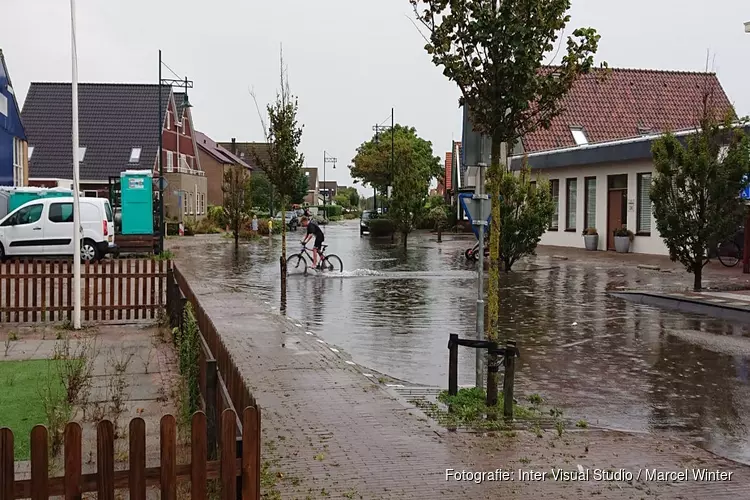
[
  {"xmin": 458, "ymin": 193, "xmax": 500, "ymax": 240},
  {"xmin": 742, "ymin": 175, "xmax": 750, "ymax": 200},
  {"xmin": 157, "ymin": 177, "xmax": 169, "ymax": 190}
]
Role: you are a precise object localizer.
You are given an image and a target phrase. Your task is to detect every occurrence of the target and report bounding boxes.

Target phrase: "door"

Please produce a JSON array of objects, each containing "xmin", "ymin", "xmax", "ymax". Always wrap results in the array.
[
  {"xmin": 0, "ymin": 202, "xmax": 46, "ymax": 256},
  {"xmin": 607, "ymin": 190, "xmax": 626, "ymax": 250},
  {"xmin": 44, "ymin": 201, "xmax": 75, "ymax": 255}
]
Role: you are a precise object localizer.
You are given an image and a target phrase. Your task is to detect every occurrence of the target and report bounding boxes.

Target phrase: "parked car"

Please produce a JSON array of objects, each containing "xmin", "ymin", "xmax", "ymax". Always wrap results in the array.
[
  {"xmin": 273, "ymin": 211, "xmax": 299, "ymax": 231},
  {"xmin": 0, "ymin": 197, "xmax": 116, "ymax": 262},
  {"xmin": 360, "ymin": 210, "xmax": 376, "ymax": 235}
]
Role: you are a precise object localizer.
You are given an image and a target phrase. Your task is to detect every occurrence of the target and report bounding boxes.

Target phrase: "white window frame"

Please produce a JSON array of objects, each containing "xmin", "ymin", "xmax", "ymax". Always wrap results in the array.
[
  {"xmin": 180, "ymin": 153, "xmax": 187, "ymax": 170},
  {"xmin": 129, "ymin": 147, "xmax": 142, "ymax": 163},
  {"xmin": 83, "ymin": 190, "xmax": 98, "ymax": 198},
  {"xmin": 166, "ymin": 151, "xmax": 174, "ymax": 172},
  {"xmin": 570, "ymin": 127, "xmax": 588, "ymax": 146},
  {"xmin": 550, "ymin": 179, "xmax": 560, "ymax": 230},
  {"xmin": 12, "ymin": 138, "xmax": 23, "ymax": 186},
  {"xmin": 166, "ymin": 112, "xmax": 170, "ymax": 130},
  {"xmin": 183, "ymin": 192, "xmax": 188, "ymax": 216},
  {"xmin": 27, "ymin": 146, "xmax": 34, "ymax": 160}
]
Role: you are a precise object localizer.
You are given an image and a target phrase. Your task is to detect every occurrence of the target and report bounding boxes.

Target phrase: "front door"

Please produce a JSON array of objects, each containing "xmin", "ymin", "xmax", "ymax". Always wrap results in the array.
[
  {"xmin": 607, "ymin": 190, "xmax": 626, "ymax": 250},
  {"xmin": 0, "ymin": 203, "xmax": 46, "ymax": 256}
]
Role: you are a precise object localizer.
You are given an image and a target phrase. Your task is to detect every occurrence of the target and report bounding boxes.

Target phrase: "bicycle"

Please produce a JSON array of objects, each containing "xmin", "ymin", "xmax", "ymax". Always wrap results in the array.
[
  {"xmin": 286, "ymin": 243, "xmax": 344, "ymax": 274},
  {"xmin": 717, "ymin": 229, "xmax": 745, "ymax": 267}
]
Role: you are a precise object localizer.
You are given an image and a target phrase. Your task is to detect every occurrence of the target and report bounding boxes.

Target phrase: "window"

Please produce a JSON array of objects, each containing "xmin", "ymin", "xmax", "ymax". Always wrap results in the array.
[
  {"xmin": 129, "ymin": 147, "xmax": 142, "ymax": 163},
  {"xmin": 565, "ymin": 178, "xmax": 577, "ymax": 231},
  {"xmin": 637, "ymin": 173, "xmax": 652, "ymax": 234},
  {"xmin": 183, "ymin": 192, "xmax": 188, "ymax": 216},
  {"xmin": 16, "ymin": 204, "xmax": 44, "ymax": 225},
  {"xmin": 189, "ymin": 193, "xmax": 194, "ymax": 214},
  {"xmin": 584, "ymin": 177, "xmax": 596, "ymax": 230},
  {"xmin": 27, "ymin": 146, "xmax": 34, "ymax": 160},
  {"xmin": 0, "ymin": 93, "xmax": 7, "ymax": 116},
  {"xmin": 48, "ymin": 203, "xmax": 74, "ymax": 223},
  {"xmin": 77, "ymin": 147, "xmax": 86, "ymax": 161},
  {"xmin": 166, "ymin": 112, "xmax": 170, "ymax": 130},
  {"xmin": 200, "ymin": 193, "xmax": 205, "ymax": 214},
  {"xmin": 83, "ymin": 190, "xmax": 98, "ymax": 197},
  {"xmin": 550, "ymin": 179, "xmax": 560, "ymax": 230},
  {"xmin": 180, "ymin": 154, "xmax": 187, "ymax": 170},
  {"xmin": 12, "ymin": 138, "xmax": 23, "ymax": 187},
  {"xmin": 570, "ymin": 127, "xmax": 588, "ymax": 146},
  {"xmin": 166, "ymin": 151, "xmax": 174, "ymax": 172}
]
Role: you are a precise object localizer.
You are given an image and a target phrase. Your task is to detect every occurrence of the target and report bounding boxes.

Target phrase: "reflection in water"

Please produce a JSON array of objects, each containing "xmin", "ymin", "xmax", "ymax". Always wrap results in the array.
[{"xmin": 175, "ymin": 224, "xmax": 750, "ymax": 464}]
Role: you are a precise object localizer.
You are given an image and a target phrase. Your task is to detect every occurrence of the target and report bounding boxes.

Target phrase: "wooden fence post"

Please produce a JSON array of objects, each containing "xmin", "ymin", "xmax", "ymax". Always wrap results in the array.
[
  {"xmin": 503, "ymin": 340, "xmax": 517, "ymax": 419},
  {"xmin": 448, "ymin": 334, "xmax": 458, "ymax": 396},
  {"xmin": 206, "ymin": 359, "xmax": 219, "ymax": 460},
  {"xmin": 166, "ymin": 267, "xmax": 174, "ymax": 323},
  {"xmin": 177, "ymin": 295, "xmax": 187, "ymax": 342},
  {"xmin": 235, "ymin": 436, "xmax": 243, "ymax": 500}
]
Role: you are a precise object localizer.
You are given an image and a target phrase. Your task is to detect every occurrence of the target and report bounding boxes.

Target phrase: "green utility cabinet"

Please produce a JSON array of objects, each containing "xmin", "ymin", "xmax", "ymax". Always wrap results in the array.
[
  {"xmin": 120, "ymin": 170, "xmax": 154, "ymax": 235},
  {"xmin": 0, "ymin": 187, "xmax": 73, "ymax": 217}
]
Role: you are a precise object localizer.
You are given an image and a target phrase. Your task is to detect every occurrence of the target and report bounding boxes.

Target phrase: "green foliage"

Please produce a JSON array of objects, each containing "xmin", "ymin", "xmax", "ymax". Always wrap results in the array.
[
  {"xmin": 222, "ymin": 166, "xmax": 253, "ymax": 246},
  {"xmin": 333, "ymin": 193, "xmax": 350, "ymax": 208},
  {"xmin": 367, "ymin": 218, "xmax": 395, "ymax": 237},
  {"xmin": 176, "ymin": 303, "xmax": 200, "ymax": 419},
  {"xmin": 410, "ymin": 0, "xmax": 604, "ymax": 359},
  {"xmin": 651, "ymin": 111, "xmax": 750, "ymax": 290},
  {"xmin": 350, "ymin": 124, "xmax": 442, "ymax": 193},
  {"xmin": 192, "ymin": 218, "xmax": 222, "ymax": 235},
  {"xmin": 248, "ymin": 173, "xmax": 275, "ymax": 212},
  {"xmin": 435, "ymin": 387, "xmax": 535, "ymax": 428},
  {"xmin": 207, "ymin": 205, "xmax": 227, "ymax": 227},
  {"xmin": 257, "ymin": 218, "xmax": 283, "ymax": 236},
  {"xmin": 498, "ymin": 163, "xmax": 555, "ymax": 271},
  {"xmin": 292, "ymin": 169, "xmax": 308, "ymax": 205},
  {"xmin": 318, "ymin": 204, "xmax": 342, "ymax": 218}
]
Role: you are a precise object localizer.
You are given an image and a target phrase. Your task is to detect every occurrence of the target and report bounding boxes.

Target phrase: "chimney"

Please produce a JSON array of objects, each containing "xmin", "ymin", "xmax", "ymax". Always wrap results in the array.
[{"xmin": 231, "ymin": 138, "xmax": 237, "ymax": 155}]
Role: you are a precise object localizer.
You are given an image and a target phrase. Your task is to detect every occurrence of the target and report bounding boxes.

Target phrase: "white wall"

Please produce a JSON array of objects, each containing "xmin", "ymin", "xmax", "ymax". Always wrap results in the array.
[{"xmin": 534, "ymin": 160, "xmax": 669, "ymax": 255}]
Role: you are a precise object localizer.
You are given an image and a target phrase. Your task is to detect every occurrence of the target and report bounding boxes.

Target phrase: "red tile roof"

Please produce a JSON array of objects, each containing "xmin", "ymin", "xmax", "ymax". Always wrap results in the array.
[
  {"xmin": 445, "ymin": 151, "xmax": 453, "ymax": 191},
  {"xmin": 522, "ymin": 68, "xmax": 734, "ymax": 153}
]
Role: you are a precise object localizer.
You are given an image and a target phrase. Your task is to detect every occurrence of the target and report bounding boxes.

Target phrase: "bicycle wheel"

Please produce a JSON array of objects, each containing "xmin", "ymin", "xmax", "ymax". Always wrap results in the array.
[
  {"xmin": 286, "ymin": 254, "xmax": 308, "ymax": 275},
  {"xmin": 717, "ymin": 241, "xmax": 740, "ymax": 267},
  {"xmin": 320, "ymin": 254, "xmax": 343, "ymax": 272}
]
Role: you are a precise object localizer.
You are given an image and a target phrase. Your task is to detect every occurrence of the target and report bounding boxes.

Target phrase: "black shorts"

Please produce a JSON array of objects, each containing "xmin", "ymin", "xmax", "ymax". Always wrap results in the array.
[{"xmin": 314, "ymin": 234, "xmax": 324, "ymax": 250}]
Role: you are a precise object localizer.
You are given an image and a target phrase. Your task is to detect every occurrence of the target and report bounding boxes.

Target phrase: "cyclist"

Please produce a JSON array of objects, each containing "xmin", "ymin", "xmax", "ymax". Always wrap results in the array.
[{"xmin": 301, "ymin": 209, "xmax": 325, "ymax": 269}]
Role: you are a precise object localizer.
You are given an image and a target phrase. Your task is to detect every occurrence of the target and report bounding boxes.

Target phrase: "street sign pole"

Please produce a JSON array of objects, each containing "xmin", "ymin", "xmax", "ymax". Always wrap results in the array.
[{"xmin": 473, "ymin": 163, "xmax": 488, "ymax": 388}]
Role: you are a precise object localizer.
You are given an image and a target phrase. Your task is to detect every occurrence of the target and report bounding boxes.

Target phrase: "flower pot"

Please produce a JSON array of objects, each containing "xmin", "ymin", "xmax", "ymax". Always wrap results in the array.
[
  {"xmin": 583, "ymin": 234, "xmax": 598, "ymax": 251},
  {"xmin": 614, "ymin": 236, "xmax": 631, "ymax": 253}
]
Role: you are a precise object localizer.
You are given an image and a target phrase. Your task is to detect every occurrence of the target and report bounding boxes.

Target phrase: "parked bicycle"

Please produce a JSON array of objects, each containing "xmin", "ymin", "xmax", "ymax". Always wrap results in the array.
[
  {"xmin": 287, "ymin": 243, "xmax": 344, "ymax": 274},
  {"xmin": 717, "ymin": 228, "xmax": 745, "ymax": 267}
]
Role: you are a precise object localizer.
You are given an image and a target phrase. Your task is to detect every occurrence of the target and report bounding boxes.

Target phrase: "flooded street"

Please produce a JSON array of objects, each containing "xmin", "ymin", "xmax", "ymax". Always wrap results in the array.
[{"xmin": 173, "ymin": 221, "xmax": 750, "ymax": 464}]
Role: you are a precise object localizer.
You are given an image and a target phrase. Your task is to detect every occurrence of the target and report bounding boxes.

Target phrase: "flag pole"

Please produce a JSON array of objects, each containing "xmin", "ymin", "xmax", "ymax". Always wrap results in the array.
[{"xmin": 70, "ymin": 0, "xmax": 82, "ymax": 329}]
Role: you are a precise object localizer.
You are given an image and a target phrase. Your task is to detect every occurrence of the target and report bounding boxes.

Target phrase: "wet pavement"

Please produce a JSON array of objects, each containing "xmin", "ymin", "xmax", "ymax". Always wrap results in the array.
[{"xmin": 171, "ymin": 222, "xmax": 750, "ymax": 465}]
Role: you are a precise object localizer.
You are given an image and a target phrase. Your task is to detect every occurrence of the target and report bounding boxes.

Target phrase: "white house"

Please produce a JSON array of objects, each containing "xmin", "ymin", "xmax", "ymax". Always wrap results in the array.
[{"xmin": 500, "ymin": 67, "xmax": 734, "ymax": 255}]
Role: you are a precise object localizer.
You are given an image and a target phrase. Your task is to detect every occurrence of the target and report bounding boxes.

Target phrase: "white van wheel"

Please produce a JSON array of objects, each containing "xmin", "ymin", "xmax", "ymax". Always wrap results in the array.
[{"xmin": 81, "ymin": 240, "xmax": 99, "ymax": 262}]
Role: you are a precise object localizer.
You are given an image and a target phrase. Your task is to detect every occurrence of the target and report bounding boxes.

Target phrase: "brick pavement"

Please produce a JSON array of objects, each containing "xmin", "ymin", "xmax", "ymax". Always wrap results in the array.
[{"xmin": 175, "ymin": 254, "xmax": 750, "ymax": 499}]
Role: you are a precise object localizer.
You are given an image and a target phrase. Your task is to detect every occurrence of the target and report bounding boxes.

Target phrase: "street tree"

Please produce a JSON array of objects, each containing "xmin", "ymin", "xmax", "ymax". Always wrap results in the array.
[
  {"xmin": 292, "ymin": 169, "xmax": 308, "ymax": 205},
  {"xmin": 222, "ymin": 166, "xmax": 253, "ymax": 248},
  {"xmin": 498, "ymin": 161, "xmax": 554, "ymax": 271},
  {"xmin": 390, "ymin": 149, "xmax": 433, "ymax": 248},
  {"xmin": 350, "ymin": 124, "xmax": 442, "ymax": 197},
  {"xmin": 333, "ymin": 193, "xmax": 351, "ymax": 208},
  {"xmin": 249, "ymin": 172, "xmax": 273, "ymax": 212},
  {"xmin": 250, "ymin": 49, "xmax": 305, "ymax": 285},
  {"xmin": 411, "ymin": 0, "xmax": 604, "ymax": 405},
  {"xmin": 651, "ymin": 108, "xmax": 750, "ymax": 291}
]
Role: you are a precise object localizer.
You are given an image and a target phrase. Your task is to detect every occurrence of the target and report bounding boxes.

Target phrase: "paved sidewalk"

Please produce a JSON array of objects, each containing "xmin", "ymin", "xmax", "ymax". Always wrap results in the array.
[{"xmin": 175, "ymin": 256, "xmax": 750, "ymax": 499}]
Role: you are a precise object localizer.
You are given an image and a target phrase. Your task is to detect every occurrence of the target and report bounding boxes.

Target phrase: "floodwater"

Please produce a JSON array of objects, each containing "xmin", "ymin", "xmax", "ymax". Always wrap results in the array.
[{"xmin": 174, "ymin": 221, "xmax": 750, "ymax": 464}]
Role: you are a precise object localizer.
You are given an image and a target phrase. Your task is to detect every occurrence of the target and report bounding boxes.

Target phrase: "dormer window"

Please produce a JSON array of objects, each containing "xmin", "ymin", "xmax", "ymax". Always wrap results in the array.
[
  {"xmin": 129, "ymin": 147, "xmax": 142, "ymax": 163},
  {"xmin": 28, "ymin": 146, "xmax": 34, "ymax": 160},
  {"xmin": 570, "ymin": 127, "xmax": 588, "ymax": 146}
]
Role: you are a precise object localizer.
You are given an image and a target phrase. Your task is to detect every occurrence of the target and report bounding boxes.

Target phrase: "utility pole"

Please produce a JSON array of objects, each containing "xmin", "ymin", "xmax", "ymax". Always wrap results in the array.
[
  {"xmin": 158, "ymin": 50, "xmax": 163, "ymax": 254},
  {"xmin": 372, "ymin": 123, "xmax": 387, "ymax": 212},
  {"xmin": 323, "ymin": 152, "xmax": 337, "ymax": 224},
  {"xmin": 70, "ymin": 0, "xmax": 82, "ymax": 329}
]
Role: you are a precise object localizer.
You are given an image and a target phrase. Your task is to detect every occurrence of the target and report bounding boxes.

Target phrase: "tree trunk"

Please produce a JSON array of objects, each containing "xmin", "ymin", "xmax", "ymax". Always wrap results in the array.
[
  {"xmin": 234, "ymin": 212, "xmax": 239, "ymax": 248},
  {"xmin": 485, "ymin": 134, "xmax": 504, "ymax": 407},
  {"xmin": 693, "ymin": 265, "xmax": 702, "ymax": 291},
  {"xmin": 281, "ymin": 196, "xmax": 288, "ymax": 290},
  {"xmin": 437, "ymin": 225, "xmax": 442, "ymax": 243},
  {"xmin": 402, "ymin": 231, "xmax": 408, "ymax": 249}
]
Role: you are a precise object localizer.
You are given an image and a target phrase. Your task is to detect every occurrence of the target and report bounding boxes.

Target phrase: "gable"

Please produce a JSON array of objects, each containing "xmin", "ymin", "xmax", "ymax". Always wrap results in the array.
[
  {"xmin": 0, "ymin": 50, "xmax": 26, "ymax": 140},
  {"xmin": 522, "ymin": 68, "xmax": 734, "ymax": 153}
]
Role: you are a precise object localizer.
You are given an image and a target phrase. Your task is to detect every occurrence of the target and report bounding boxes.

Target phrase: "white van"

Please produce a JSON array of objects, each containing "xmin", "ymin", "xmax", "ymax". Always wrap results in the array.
[{"xmin": 0, "ymin": 197, "xmax": 115, "ymax": 262}]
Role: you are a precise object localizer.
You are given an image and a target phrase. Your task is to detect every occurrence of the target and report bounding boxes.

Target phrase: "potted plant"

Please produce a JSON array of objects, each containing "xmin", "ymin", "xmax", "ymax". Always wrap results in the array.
[
  {"xmin": 582, "ymin": 227, "xmax": 598, "ymax": 250},
  {"xmin": 613, "ymin": 227, "xmax": 634, "ymax": 253}
]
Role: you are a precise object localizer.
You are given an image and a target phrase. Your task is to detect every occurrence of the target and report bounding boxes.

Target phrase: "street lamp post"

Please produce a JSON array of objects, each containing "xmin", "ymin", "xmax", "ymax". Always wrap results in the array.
[
  {"xmin": 744, "ymin": 21, "xmax": 750, "ymax": 273},
  {"xmin": 323, "ymin": 151, "xmax": 337, "ymax": 221}
]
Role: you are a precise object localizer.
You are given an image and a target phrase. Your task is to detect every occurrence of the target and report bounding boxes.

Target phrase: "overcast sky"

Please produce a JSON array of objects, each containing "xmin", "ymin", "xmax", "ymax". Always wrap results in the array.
[{"xmin": 3, "ymin": 0, "xmax": 749, "ymax": 195}]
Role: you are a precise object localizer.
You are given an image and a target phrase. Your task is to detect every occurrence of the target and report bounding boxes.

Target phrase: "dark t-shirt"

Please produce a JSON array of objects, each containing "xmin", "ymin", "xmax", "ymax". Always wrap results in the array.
[{"xmin": 306, "ymin": 219, "xmax": 324, "ymax": 239}]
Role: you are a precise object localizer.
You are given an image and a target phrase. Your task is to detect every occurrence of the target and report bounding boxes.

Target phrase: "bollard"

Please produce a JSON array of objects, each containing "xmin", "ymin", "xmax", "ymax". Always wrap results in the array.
[
  {"xmin": 437, "ymin": 225, "xmax": 442, "ymax": 243},
  {"xmin": 503, "ymin": 340, "xmax": 517, "ymax": 419},
  {"xmin": 448, "ymin": 334, "xmax": 458, "ymax": 396}
]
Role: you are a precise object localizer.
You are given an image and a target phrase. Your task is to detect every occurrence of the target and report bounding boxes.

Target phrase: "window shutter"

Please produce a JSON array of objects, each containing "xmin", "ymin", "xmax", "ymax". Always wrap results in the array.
[
  {"xmin": 586, "ymin": 178, "xmax": 596, "ymax": 229},
  {"xmin": 638, "ymin": 174, "xmax": 652, "ymax": 233}
]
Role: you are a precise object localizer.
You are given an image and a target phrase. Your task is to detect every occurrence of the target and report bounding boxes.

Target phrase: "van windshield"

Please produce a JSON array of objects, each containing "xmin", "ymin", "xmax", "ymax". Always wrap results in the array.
[{"xmin": 104, "ymin": 201, "xmax": 114, "ymax": 222}]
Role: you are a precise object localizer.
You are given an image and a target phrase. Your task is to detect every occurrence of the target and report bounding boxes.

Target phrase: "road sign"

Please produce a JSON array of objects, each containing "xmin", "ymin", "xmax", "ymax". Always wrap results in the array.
[
  {"xmin": 157, "ymin": 177, "xmax": 169, "ymax": 190},
  {"xmin": 458, "ymin": 193, "xmax": 500, "ymax": 240},
  {"xmin": 462, "ymin": 105, "xmax": 492, "ymax": 167},
  {"xmin": 742, "ymin": 175, "xmax": 750, "ymax": 200}
]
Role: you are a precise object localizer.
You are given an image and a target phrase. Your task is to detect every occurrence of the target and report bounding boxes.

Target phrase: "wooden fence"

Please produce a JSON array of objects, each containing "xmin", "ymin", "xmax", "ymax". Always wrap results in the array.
[
  {"xmin": 0, "ymin": 408, "xmax": 259, "ymax": 500},
  {"xmin": 0, "ymin": 259, "xmax": 168, "ymax": 323}
]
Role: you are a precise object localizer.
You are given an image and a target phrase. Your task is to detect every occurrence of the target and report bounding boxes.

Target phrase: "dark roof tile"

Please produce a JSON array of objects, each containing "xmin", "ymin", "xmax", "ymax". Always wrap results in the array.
[{"xmin": 22, "ymin": 83, "xmax": 171, "ymax": 180}]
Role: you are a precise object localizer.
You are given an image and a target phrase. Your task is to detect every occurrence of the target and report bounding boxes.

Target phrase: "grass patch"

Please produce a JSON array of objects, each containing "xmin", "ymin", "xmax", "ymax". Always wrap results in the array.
[{"xmin": 0, "ymin": 360, "xmax": 64, "ymax": 459}]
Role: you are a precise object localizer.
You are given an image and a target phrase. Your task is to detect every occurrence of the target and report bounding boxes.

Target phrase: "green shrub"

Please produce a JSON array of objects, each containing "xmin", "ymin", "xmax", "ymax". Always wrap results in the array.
[
  {"xmin": 368, "ymin": 218, "xmax": 395, "ymax": 237},
  {"xmin": 343, "ymin": 212, "xmax": 358, "ymax": 220},
  {"xmin": 192, "ymin": 218, "xmax": 222, "ymax": 234},
  {"xmin": 317, "ymin": 205, "xmax": 342, "ymax": 218},
  {"xmin": 257, "ymin": 218, "xmax": 283, "ymax": 236},
  {"xmin": 207, "ymin": 205, "xmax": 227, "ymax": 227}
]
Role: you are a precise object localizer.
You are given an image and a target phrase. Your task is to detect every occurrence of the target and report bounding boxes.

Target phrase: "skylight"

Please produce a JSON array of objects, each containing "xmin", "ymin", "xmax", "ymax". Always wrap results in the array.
[
  {"xmin": 77, "ymin": 147, "xmax": 87, "ymax": 161},
  {"xmin": 129, "ymin": 147, "xmax": 142, "ymax": 163},
  {"xmin": 570, "ymin": 127, "xmax": 588, "ymax": 146},
  {"xmin": 27, "ymin": 147, "xmax": 34, "ymax": 160}
]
